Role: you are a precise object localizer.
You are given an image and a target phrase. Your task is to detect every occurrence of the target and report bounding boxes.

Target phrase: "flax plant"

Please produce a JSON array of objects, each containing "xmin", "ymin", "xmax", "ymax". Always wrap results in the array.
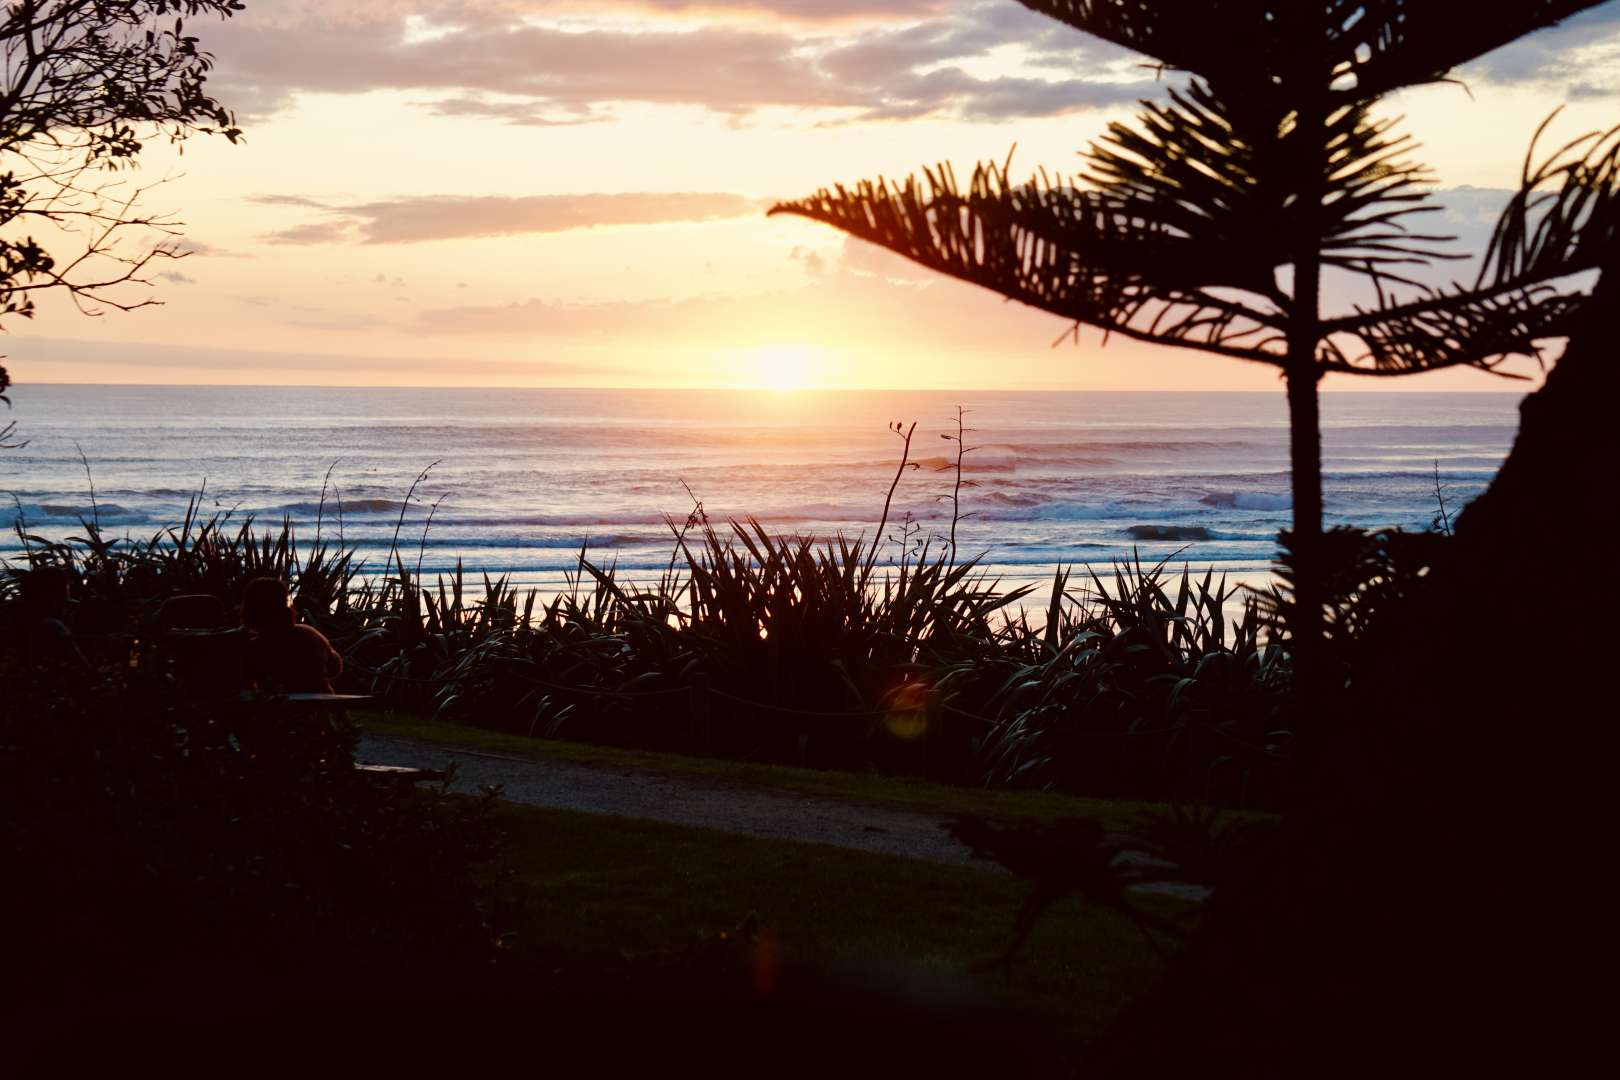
[{"xmin": 6, "ymin": 458, "xmax": 1306, "ymax": 803}]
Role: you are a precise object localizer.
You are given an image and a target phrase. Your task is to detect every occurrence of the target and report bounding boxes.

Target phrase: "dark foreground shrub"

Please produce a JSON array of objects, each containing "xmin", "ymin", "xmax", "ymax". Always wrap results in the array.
[
  {"xmin": 946, "ymin": 560, "xmax": 1292, "ymax": 804},
  {"xmin": 5, "ymin": 508, "xmax": 1301, "ymax": 802},
  {"xmin": 0, "ymin": 659, "xmax": 507, "ymax": 1012}
]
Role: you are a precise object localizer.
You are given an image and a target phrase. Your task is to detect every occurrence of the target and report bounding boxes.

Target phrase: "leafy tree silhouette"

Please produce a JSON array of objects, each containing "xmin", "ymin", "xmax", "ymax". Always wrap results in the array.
[
  {"xmin": 0, "ymin": 1, "xmax": 244, "ymax": 397},
  {"xmin": 772, "ymin": 0, "xmax": 1617, "ymax": 689}
]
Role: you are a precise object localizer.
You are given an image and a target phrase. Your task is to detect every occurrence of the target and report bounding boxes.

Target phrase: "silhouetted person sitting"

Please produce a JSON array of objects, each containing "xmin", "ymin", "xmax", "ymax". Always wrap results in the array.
[
  {"xmin": 240, "ymin": 577, "xmax": 342, "ymax": 693},
  {"xmin": 13, "ymin": 565, "xmax": 88, "ymax": 670}
]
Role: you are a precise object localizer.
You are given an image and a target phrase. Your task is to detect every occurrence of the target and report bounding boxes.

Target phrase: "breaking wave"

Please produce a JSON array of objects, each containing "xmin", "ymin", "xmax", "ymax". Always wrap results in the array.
[{"xmin": 1200, "ymin": 491, "xmax": 1292, "ymax": 511}]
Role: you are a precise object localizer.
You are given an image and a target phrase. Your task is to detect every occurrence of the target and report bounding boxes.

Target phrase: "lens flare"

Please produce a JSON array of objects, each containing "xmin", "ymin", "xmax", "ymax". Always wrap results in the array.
[{"xmin": 884, "ymin": 682, "xmax": 930, "ymax": 741}]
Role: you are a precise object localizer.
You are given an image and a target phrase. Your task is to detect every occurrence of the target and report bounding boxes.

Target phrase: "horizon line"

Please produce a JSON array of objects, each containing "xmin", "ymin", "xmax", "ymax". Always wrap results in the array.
[{"xmin": 12, "ymin": 381, "xmax": 1528, "ymax": 394}]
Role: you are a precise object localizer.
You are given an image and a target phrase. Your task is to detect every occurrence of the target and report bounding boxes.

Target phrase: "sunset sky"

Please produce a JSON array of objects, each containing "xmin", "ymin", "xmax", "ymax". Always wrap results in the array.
[{"xmin": 10, "ymin": 0, "xmax": 1620, "ymax": 391}]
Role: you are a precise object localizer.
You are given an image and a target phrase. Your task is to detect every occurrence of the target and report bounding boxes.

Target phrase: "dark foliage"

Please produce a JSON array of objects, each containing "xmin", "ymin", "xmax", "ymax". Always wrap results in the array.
[
  {"xmin": 1264, "ymin": 526, "xmax": 1449, "ymax": 669},
  {"xmin": 949, "ymin": 558, "xmax": 1290, "ymax": 804},
  {"xmin": 0, "ymin": 658, "xmax": 507, "ymax": 1012},
  {"xmin": 7, "ymin": 499, "xmax": 1306, "ymax": 804},
  {"xmin": 1082, "ymin": 254, "xmax": 1620, "ymax": 1077}
]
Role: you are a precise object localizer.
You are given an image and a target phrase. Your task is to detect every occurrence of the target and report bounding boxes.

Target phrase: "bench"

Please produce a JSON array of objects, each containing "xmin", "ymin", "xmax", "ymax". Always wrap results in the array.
[
  {"xmin": 354, "ymin": 763, "xmax": 449, "ymax": 790},
  {"xmin": 157, "ymin": 594, "xmax": 441, "ymax": 789}
]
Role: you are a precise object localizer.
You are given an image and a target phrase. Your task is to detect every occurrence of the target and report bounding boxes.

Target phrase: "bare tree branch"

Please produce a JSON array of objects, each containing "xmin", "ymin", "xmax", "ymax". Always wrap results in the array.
[{"xmin": 0, "ymin": 1, "xmax": 243, "ymax": 392}]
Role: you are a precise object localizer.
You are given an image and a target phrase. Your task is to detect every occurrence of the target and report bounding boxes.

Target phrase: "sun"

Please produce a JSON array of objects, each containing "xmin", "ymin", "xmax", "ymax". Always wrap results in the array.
[{"xmin": 749, "ymin": 344, "xmax": 813, "ymax": 391}]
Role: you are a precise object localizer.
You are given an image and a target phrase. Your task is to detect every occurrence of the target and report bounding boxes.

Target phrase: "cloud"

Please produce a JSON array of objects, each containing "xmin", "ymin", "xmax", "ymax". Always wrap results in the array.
[
  {"xmin": 175, "ymin": 239, "xmax": 251, "ymax": 259},
  {"xmin": 852, "ymin": 67, "xmax": 1145, "ymax": 121},
  {"xmin": 237, "ymin": 1, "xmax": 954, "ymax": 28},
  {"xmin": 261, "ymin": 220, "xmax": 357, "ymax": 245},
  {"xmin": 835, "ymin": 235, "xmax": 936, "ymax": 283},
  {"xmin": 248, "ymin": 193, "xmax": 332, "ymax": 209},
  {"xmin": 819, "ymin": 1, "xmax": 1133, "ymax": 82},
  {"xmin": 155, "ymin": 270, "xmax": 198, "ymax": 286},
  {"xmin": 789, "ymin": 245, "xmax": 826, "ymax": 275},
  {"xmin": 414, "ymin": 236, "xmax": 1054, "ymax": 347},
  {"xmin": 616, "ymin": 0, "xmax": 950, "ymax": 16},
  {"xmin": 1569, "ymin": 80, "xmax": 1620, "ymax": 99},
  {"xmin": 206, "ymin": 1, "xmax": 1161, "ymax": 125},
  {"xmin": 417, "ymin": 184, "xmax": 1541, "ymax": 348},
  {"xmin": 256, "ymin": 191, "xmax": 765, "ymax": 245},
  {"xmin": 224, "ymin": 294, "xmax": 394, "ymax": 333},
  {"xmin": 1428, "ymin": 186, "xmax": 1514, "ymax": 240},
  {"xmin": 1462, "ymin": 3, "xmax": 1620, "ymax": 95},
  {"xmin": 346, "ymin": 192, "xmax": 765, "ymax": 243},
  {"xmin": 204, "ymin": 0, "xmax": 1616, "ymax": 128},
  {"xmin": 414, "ymin": 97, "xmax": 607, "ymax": 126}
]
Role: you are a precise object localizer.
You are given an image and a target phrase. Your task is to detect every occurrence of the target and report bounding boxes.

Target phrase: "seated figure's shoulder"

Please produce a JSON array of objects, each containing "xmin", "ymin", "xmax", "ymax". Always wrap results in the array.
[{"xmin": 294, "ymin": 622, "xmax": 335, "ymax": 648}]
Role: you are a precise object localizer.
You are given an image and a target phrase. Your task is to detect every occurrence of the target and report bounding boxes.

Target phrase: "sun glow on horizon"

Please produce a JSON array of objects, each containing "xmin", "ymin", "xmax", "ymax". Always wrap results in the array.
[
  {"xmin": 742, "ymin": 343, "xmax": 827, "ymax": 391},
  {"xmin": 5, "ymin": 0, "xmax": 1605, "ymax": 393}
]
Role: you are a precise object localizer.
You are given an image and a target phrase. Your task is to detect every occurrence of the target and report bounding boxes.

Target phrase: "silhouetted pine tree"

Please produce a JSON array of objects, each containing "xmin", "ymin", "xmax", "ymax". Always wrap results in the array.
[{"xmin": 772, "ymin": 0, "xmax": 1615, "ymax": 692}]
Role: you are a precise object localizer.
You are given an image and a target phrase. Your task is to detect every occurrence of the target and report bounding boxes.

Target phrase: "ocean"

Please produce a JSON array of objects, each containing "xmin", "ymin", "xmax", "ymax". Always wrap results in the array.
[{"xmin": 1, "ymin": 385, "xmax": 1520, "ymax": 596}]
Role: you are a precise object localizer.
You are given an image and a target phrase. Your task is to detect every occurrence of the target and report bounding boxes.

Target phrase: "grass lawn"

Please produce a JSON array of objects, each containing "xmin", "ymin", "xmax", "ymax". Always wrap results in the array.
[
  {"xmin": 358, "ymin": 709, "xmax": 1181, "ymax": 832},
  {"xmin": 488, "ymin": 801, "xmax": 1193, "ymax": 1057}
]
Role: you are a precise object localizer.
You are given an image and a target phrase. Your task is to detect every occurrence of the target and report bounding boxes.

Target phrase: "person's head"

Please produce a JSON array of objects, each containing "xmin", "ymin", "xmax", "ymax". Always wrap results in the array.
[
  {"xmin": 241, "ymin": 577, "xmax": 296, "ymax": 633},
  {"xmin": 19, "ymin": 565, "xmax": 73, "ymax": 619}
]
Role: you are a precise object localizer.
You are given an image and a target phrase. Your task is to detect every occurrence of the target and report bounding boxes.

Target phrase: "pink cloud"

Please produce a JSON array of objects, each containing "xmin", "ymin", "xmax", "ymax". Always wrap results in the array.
[
  {"xmin": 256, "ymin": 192, "xmax": 764, "ymax": 245},
  {"xmin": 207, "ymin": 2, "xmax": 1154, "ymax": 124}
]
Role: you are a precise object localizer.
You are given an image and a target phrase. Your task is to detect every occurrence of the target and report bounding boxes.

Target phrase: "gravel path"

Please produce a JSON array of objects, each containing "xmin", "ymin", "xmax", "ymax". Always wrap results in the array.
[
  {"xmin": 358, "ymin": 734, "xmax": 994, "ymax": 868},
  {"xmin": 359, "ymin": 735, "xmax": 1209, "ymax": 901}
]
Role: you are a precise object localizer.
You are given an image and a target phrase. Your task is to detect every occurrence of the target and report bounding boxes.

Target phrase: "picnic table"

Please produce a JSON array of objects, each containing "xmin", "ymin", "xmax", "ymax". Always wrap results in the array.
[
  {"xmin": 241, "ymin": 692, "xmax": 375, "ymax": 706},
  {"xmin": 156, "ymin": 598, "xmax": 444, "ymax": 789},
  {"xmin": 232, "ymin": 692, "xmax": 446, "ymax": 788}
]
